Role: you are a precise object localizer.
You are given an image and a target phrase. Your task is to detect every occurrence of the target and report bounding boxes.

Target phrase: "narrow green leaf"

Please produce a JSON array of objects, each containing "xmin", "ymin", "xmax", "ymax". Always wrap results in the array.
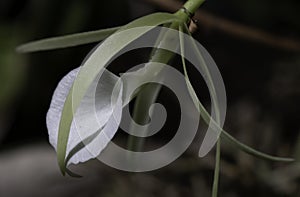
[
  {"xmin": 57, "ymin": 12, "xmax": 180, "ymax": 175},
  {"xmin": 16, "ymin": 27, "xmax": 120, "ymax": 53},
  {"xmin": 178, "ymin": 25, "xmax": 294, "ymax": 162},
  {"xmin": 179, "ymin": 25, "xmax": 222, "ymax": 197}
]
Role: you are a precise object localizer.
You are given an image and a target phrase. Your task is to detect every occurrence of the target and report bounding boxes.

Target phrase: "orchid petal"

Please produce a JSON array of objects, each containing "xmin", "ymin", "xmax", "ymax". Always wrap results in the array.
[{"xmin": 46, "ymin": 67, "xmax": 122, "ymax": 165}]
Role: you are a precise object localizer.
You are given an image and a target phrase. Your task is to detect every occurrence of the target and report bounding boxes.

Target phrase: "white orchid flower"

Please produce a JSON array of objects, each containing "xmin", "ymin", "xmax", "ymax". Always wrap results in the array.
[
  {"xmin": 46, "ymin": 61, "xmax": 161, "ymax": 168},
  {"xmin": 46, "ymin": 67, "xmax": 119, "ymax": 165}
]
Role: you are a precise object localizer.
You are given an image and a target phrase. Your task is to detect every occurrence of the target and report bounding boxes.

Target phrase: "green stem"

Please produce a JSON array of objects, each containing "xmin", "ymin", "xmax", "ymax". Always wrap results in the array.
[
  {"xmin": 127, "ymin": 24, "xmax": 180, "ymax": 151},
  {"xmin": 212, "ymin": 140, "xmax": 221, "ymax": 197},
  {"xmin": 127, "ymin": 83, "xmax": 162, "ymax": 151},
  {"xmin": 127, "ymin": 0, "xmax": 206, "ymax": 151},
  {"xmin": 183, "ymin": 0, "xmax": 206, "ymax": 15}
]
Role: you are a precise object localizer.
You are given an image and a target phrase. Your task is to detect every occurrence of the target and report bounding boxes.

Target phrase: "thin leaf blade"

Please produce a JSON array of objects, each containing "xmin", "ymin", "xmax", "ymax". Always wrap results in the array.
[
  {"xmin": 178, "ymin": 25, "xmax": 294, "ymax": 163},
  {"xmin": 17, "ymin": 27, "xmax": 120, "ymax": 53}
]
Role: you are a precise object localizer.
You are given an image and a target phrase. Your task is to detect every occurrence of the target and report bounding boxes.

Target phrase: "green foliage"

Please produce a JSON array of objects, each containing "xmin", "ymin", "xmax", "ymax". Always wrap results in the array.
[
  {"xmin": 16, "ymin": 27, "xmax": 119, "ymax": 53},
  {"xmin": 179, "ymin": 24, "xmax": 294, "ymax": 163},
  {"xmin": 16, "ymin": 0, "xmax": 295, "ymax": 196}
]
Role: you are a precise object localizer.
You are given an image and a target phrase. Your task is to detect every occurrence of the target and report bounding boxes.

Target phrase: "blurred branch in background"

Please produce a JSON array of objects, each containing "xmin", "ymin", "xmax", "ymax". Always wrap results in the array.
[{"xmin": 143, "ymin": 0, "xmax": 300, "ymax": 52}]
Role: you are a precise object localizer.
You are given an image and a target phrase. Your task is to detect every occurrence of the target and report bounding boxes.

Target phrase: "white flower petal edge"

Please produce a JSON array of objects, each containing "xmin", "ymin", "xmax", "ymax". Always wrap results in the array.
[{"xmin": 46, "ymin": 67, "xmax": 122, "ymax": 165}]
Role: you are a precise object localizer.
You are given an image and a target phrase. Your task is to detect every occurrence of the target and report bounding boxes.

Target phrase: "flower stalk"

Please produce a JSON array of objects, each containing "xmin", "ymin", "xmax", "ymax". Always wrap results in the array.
[{"xmin": 127, "ymin": 0, "xmax": 206, "ymax": 151}]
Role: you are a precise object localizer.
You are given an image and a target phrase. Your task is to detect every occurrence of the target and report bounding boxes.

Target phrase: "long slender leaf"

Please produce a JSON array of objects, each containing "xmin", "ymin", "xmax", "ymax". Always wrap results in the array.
[
  {"xmin": 17, "ymin": 27, "xmax": 120, "ymax": 53},
  {"xmin": 57, "ymin": 12, "xmax": 180, "ymax": 175},
  {"xmin": 178, "ymin": 25, "xmax": 294, "ymax": 162},
  {"xmin": 179, "ymin": 25, "xmax": 222, "ymax": 197}
]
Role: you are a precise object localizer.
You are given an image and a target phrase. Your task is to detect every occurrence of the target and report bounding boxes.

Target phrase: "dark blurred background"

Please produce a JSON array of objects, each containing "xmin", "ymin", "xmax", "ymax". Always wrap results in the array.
[{"xmin": 0, "ymin": 0, "xmax": 299, "ymax": 196}]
